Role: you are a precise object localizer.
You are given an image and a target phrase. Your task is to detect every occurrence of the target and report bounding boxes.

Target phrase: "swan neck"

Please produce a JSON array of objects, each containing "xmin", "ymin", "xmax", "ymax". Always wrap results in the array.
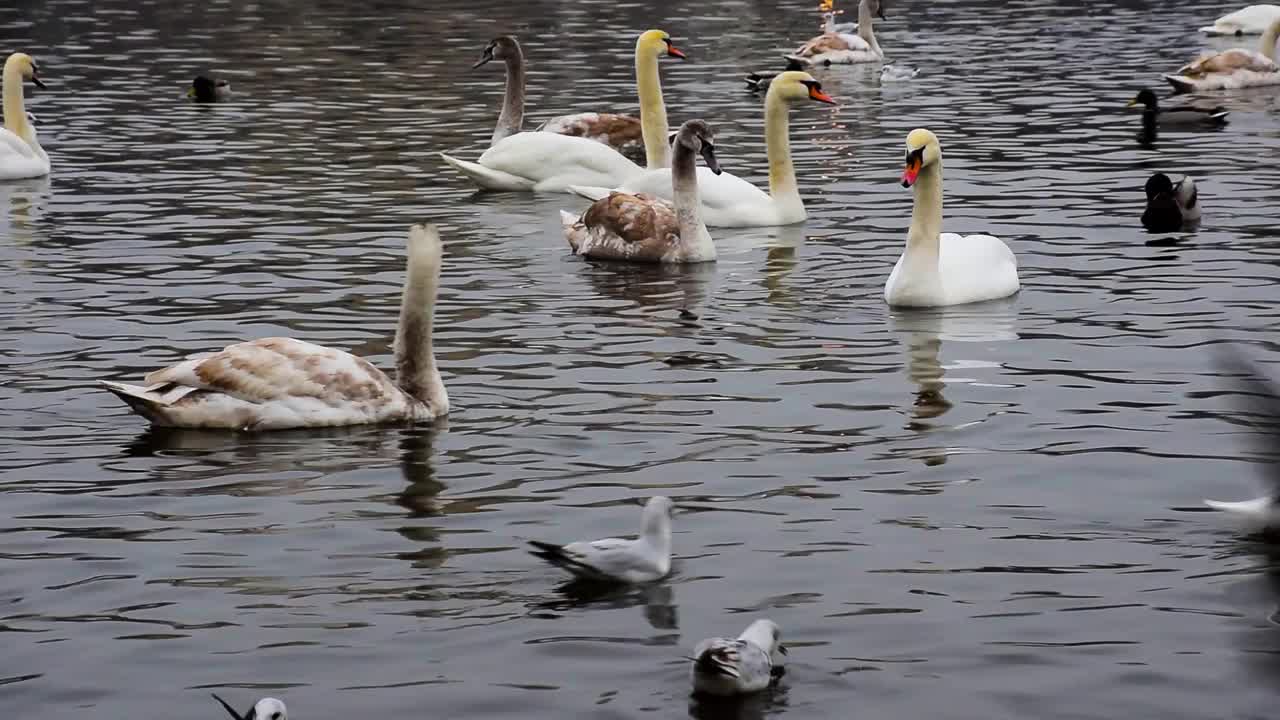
[
  {"xmin": 395, "ymin": 245, "xmax": 447, "ymax": 412},
  {"xmin": 764, "ymin": 90, "xmax": 801, "ymax": 209},
  {"xmin": 857, "ymin": 1, "xmax": 881, "ymax": 54},
  {"xmin": 907, "ymin": 162, "xmax": 944, "ymax": 256},
  {"xmin": 492, "ymin": 52, "xmax": 526, "ymax": 146},
  {"xmin": 636, "ymin": 49, "xmax": 669, "ymax": 169},
  {"xmin": 2, "ymin": 61, "xmax": 31, "ymax": 142},
  {"xmin": 671, "ymin": 141, "xmax": 701, "ymax": 239},
  {"xmin": 1261, "ymin": 19, "xmax": 1280, "ymax": 61}
]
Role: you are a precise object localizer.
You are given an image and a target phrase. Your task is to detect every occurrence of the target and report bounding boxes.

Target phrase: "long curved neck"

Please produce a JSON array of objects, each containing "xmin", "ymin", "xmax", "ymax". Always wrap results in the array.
[
  {"xmin": 671, "ymin": 142, "xmax": 702, "ymax": 240},
  {"xmin": 764, "ymin": 90, "xmax": 803, "ymax": 215},
  {"xmin": 2, "ymin": 62, "xmax": 32, "ymax": 143},
  {"xmin": 1261, "ymin": 19, "xmax": 1280, "ymax": 61},
  {"xmin": 906, "ymin": 161, "xmax": 943, "ymax": 262},
  {"xmin": 395, "ymin": 235, "xmax": 447, "ymax": 412},
  {"xmin": 857, "ymin": 1, "xmax": 882, "ymax": 56},
  {"xmin": 636, "ymin": 48, "xmax": 670, "ymax": 169},
  {"xmin": 492, "ymin": 52, "xmax": 526, "ymax": 146}
]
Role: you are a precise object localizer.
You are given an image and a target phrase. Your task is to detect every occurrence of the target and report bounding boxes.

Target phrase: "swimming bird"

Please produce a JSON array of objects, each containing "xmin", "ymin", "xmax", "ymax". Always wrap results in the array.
[
  {"xmin": 691, "ymin": 619, "xmax": 786, "ymax": 696},
  {"xmin": 880, "ymin": 63, "xmax": 920, "ymax": 82},
  {"xmin": 1203, "ymin": 346, "xmax": 1280, "ymax": 531},
  {"xmin": 528, "ymin": 496, "xmax": 674, "ymax": 583},
  {"xmin": 189, "ymin": 75, "xmax": 231, "ymax": 102},
  {"xmin": 790, "ymin": 0, "xmax": 885, "ymax": 66},
  {"xmin": 744, "ymin": 56, "xmax": 807, "ymax": 93},
  {"xmin": 1200, "ymin": 4, "xmax": 1280, "ymax": 35},
  {"xmin": 1164, "ymin": 17, "xmax": 1280, "ymax": 92},
  {"xmin": 885, "ymin": 128, "xmax": 1020, "ymax": 307},
  {"xmin": 212, "ymin": 694, "xmax": 287, "ymax": 720},
  {"xmin": 1, "ymin": 52, "xmax": 49, "ymax": 181},
  {"xmin": 1141, "ymin": 173, "xmax": 1200, "ymax": 232},
  {"xmin": 1127, "ymin": 88, "xmax": 1228, "ymax": 133},
  {"xmin": 99, "ymin": 224, "xmax": 449, "ymax": 430},
  {"xmin": 560, "ymin": 120, "xmax": 720, "ymax": 263}
]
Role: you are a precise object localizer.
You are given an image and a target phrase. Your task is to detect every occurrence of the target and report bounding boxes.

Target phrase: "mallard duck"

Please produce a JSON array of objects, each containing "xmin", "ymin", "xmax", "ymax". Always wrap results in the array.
[
  {"xmin": 188, "ymin": 75, "xmax": 231, "ymax": 102},
  {"xmin": 1127, "ymin": 88, "xmax": 1228, "ymax": 134},
  {"xmin": 1141, "ymin": 173, "xmax": 1200, "ymax": 231},
  {"xmin": 744, "ymin": 56, "xmax": 807, "ymax": 92}
]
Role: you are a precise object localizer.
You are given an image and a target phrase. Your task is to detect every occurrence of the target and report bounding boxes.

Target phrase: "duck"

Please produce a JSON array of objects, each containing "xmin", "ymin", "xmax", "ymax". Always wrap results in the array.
[
  {"xmin": 560, "ymin": 120, "xmax": 720, "ymax": 263},
  {"xmin": 885, "ymin": 129, "xmax": 1020, "ymax": 308},
  {"xmin": 744, "ymin": 56, "xmax": 807, "ymax": 93},
  {"xmin": 1203, "ymin": 346, "xmax": 1280, "ymax": 532},
  {"xmin": 789, "ymin": 0, "xmax": 885, "ymax": 66},
  {"xmin": 568, "ymin": 73, "xmax": 837, "ymax": 228},
  {"xmin": 880, "ymin": 63, "xmax": 920, "ymax": 82},
  {"xmin": 99, "ymin": 224, "xmax": 449, "ymax": 430},
  {"xmin": 691, "ymin": 619, "xmax": 787, "ymax": 697},
  {"xmin": 1, "ymin": 53, "xmax": 49, "ymax": 181},
  {"xmin": 1127, "ymin": 88, "xmax": 1228, "ymax": 133},
  {"xmin": 212, "ymin": 694, "xmax": 287, "ymax": 720},
  {"xmin": 440, "ymin": 30, "xmax": 683, "ymax": 190},
  {"xmin": 1141, "ymin": 172, "xmax": 1200, "ymax": 231},
  {"xmin": 527, "ymin": 496, "xmax": 674, "ymax": 583},
  {"xmin": 1200, "ymin": 4, "xmax": 1280, "ymax": 35},
  {"xmin": 1164, "ymin": 17, "xmax": 1280, "ymax": 92},
  {"xmin": 188, "ymin": 74, "xmax": 231, "ymax": 102},
  {"xmin": 472, "ymin": 35, "xmax": 683, "ymax": 165}
]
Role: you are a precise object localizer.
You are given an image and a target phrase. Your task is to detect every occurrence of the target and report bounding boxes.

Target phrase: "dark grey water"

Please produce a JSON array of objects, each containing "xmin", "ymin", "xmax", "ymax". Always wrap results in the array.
[{"xmin": 4, "ymin": 0, "xmax": 1280, "ymax": 717}]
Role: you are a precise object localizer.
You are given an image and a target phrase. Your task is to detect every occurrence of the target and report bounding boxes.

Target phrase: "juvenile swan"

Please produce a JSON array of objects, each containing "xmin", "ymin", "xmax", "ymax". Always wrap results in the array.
[
  {"xmin": 100, "ymin": 225, "xmax": 449, "ymax": 430},
  {"xmin": 0, "ymin": 52, "xmax": 50, "ymax": 180},
  {"xmin": 1164, "ymin": 17, "xmax": 1280, "ymax": 92}
]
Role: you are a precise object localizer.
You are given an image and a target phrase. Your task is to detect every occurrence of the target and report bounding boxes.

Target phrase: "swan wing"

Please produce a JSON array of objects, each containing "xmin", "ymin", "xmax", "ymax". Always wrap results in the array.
[
  {"xmin": 562, "ymin": 192, "xmax": 684, "ymax": 261},
  {"xmin": 475, "ymin": 131, "xmax": 641, "ymax": 192},
  {"xmin": 1178, "ymin": 48, "xmax": 1278, "ymax": 76},
  {"xmin": 615, "ymin": 168, "xmax": 774, "ymax": 227},
  {"xmin": 0, "ymin": 128, "xmax": 49, "ymax": 180},
  {"xmin": 538, "ymin": 112, "xmax": 643, "ymax": 153},
  {"xmin": 0, "ymin": 128, "xmax": 37, "ymax": 159},
  {"xmin": 935, "ymin": 233, "xmax": 1020, "ymax": 305}
]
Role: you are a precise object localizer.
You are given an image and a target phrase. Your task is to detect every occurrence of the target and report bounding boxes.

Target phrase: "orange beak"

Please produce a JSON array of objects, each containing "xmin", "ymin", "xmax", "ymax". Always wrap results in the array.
[
  {"xmin": 667, "ymin": 45, "xmax": 686, "ymax": 59},
  {"xmin": 901, "ymin": 157, "xmax": 921, "ymax": 187},
  {"xmin": 808, "ymin": 85, "xmax": 836, "ymax": 105}
]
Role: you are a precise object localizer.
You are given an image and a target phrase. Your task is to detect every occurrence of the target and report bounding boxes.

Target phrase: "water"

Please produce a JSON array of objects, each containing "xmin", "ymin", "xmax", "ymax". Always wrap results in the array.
[{"xmin": 4, "ymin": 0, "xmax": 1280, "ymax": 717}]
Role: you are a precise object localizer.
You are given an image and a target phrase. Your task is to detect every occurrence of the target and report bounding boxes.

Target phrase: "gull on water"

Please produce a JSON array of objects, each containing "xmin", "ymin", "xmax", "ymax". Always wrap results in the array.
[
  {"xmin": 1203, "ymin": 345, "xmax": 1280, "ymax": 531},
  {"xmin": 690, "ymin": 619, "xmax": 787, "ymax": 696},
  {"xmin": 212, "ymin": 694, "xmax": 288, "ymax": 720},
  {"xmin": 880, "ymin": 64, "xmax": 920, "ymax": 82},
  {"xmin": 528, "ymin": 496, "xmax": 673, "ymax": 583}
]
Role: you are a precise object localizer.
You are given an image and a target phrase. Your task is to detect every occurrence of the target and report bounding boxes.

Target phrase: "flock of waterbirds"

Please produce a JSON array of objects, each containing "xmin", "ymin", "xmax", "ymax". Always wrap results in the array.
[{"xmin": 4, "ymin": 1, "xmax": 1280, "ymax": 716}]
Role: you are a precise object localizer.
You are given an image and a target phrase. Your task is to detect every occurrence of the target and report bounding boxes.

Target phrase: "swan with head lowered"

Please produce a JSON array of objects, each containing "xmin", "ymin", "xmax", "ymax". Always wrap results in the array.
[
  {"xmin": 789, "ymin": 0, "xmax": 885, "ymax": 66},
  {"xmin": 99, "ymin": 224, "xmax": 450, "ymax": 430},
  {"xmin": 471, "ymin": 33, "xmax": 684, "ymax": 165},
  {"xmin": 1164, "ymin": 17, "xmax": 1280, "ymax": 92},
  {"xmin": 440, "ymin": 30, "xmax": 685, "ymax": 191},
  {"xmin": 568, "ymin": 73, "xmax": 836, "ymax": 227},
  {"xmin": 1200, "ymin": 4, "xmax": 1280, "ymax": 35},
  {"xmin": 1, "ymin": 52, "xmax": 49, "ymax": 181},
  {"xmin": 561, "ymin": 119, "xmax": 721, "ymax": 263},
  {"xmin": 885, "ymin": 129, "xmax": 1019, "ymax": 308}
]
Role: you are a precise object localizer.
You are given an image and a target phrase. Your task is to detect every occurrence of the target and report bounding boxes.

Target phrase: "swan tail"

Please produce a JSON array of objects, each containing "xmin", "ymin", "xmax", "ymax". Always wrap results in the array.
[
  {"xmin": 439, "ymin": 153, "xmax": 535, "ymax": 191},
  {"xmin": 99, "ymin": 381, "xmax": 180, "ymax": 424},
  {"xmin": 560, "ymin": 210, "xmax": 586, "ymax": 253},
  {"xmin": 567, "ymin": 185, "xmax": 611, "ymax": 201},
  {"xmin": 1162, "ymin": 74, "xmax": 1197, "ymax": 94}
]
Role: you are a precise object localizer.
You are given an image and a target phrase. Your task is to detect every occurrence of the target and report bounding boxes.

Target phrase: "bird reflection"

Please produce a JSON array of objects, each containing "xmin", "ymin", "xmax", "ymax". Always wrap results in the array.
[
  {"xmin": 576, "ymin": 258, "xmax": 716, "ymax": 316},
  {"xmin": 688, "ymin": 682, "xmax": 789, "ymax": 720},
  {"xmin": 0, "ymin": 174, "xmax": 51, "ymax": 245},
  {"xmin": 534, "ymin": 579, "xmax": 678, "ymax": 631},
  {"xmin": 760, "ymin": 224, "xmax": 806, "ymax": 307},
  {"xmin": 395, "ymin": 423, "xmax": 446, "ymax": 517}
]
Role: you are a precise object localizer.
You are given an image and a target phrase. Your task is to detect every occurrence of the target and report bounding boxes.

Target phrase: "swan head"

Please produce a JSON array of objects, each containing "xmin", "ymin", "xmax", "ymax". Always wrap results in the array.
[
  {"xmin": 674, "ymin": 119, "xmax": 722, "ymax": 175},
  {"xmin": 901, "ymin": 128, "xmax": 940, "ymax": 188},
  {"xmin": 473, "ymin": 35, "xmax": 522, "ymax": 69},
  {"xmin": 4, "ymin": 53, "xmax": 46, "ymax": 89},
  {"xmin": 637, "ymin": 30, "xmax": 686, "ymax": 60},
  {"xmin": 863, "ymin": 0, "xmax": 888, "ymax": 20},
  {"xmin": 640, "ymin": 495, "xmax": 677, "ymax": 538},
  {"xmin": 189, "ymin": 75, "xmax": 230, "ymax": 102},
  {"xmin": 211, "ymin": 694, "xmax": 287, "ymax": 720},
  {"xmin": 768, "ymin": 71, "xmax": 837, "ymax": 105},
  {"xmin": 1127, "ymin": 88, "xmax": 1158, "ymax": 110}
]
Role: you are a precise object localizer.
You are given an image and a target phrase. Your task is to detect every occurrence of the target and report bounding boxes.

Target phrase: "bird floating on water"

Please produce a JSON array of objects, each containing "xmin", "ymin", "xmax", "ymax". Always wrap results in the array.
[
  {"xmin": 880, "ymin": 63, "xmax": 920, "ymax": 82},
  {"xmin": 690, "ymin": 619, "xmax": 787, "ymax": 696},
  {"xmin": 528, "ymin": 496, "xmax": 674, "ymax": 583},
  {"xmin": 1203, "ymin": 346, "xmax": 1280, "ymax": 532},
  {"xmin": 1141, "ymin": 173, "xmax": 1201, "ymax": 232},
  {"xmin": 1199, "ymin": 4, "xmax": 1280, "ymax": 35},
  {"xmin": 189, "ymin": 75, "xmax": 231, "ymax": 102},
  {"xmin": 1127, "ymin": 88, "xmax": 1228, "ymax": 133},
  {"xmin": 212, "ymin": 694, "xmax": 287, "ymax": 720}
]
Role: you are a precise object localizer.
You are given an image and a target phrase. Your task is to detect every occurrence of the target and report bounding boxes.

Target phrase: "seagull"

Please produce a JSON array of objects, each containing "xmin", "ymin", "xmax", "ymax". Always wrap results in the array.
[
  {"xmin": 212, "ymin": 694, "xmax": 288, "ymax": 720},
  {"xmin": 690, "ymin": 619, "xmax": 786, "ymax": 696},
  {"xmin": 1203, "ymin": 345, "xmax": 1280, "ymax": 530},
  {"xmin": 880, "ymin": 64, "xmax": 920, "ymax": 82},
  {"xmin": 528, "ymin": 496, "xmax": 673, "ymax": 583}
]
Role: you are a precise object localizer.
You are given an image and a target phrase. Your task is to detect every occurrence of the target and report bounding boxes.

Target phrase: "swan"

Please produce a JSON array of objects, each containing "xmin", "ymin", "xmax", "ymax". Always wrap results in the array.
[
  {"xmin": 527, "ymin": 496, "xmax": 674, "ymax": 583},
  {"xmin": 473, "ymin": 34, "xmax": 684, "ymax": 165},
  {"xmin": 1141, "ymin": 173, "xmax": 1200, "ymax": 231},
  {"xmin": 560, "ymin": 120, "xmax": 720, "ymax": 263},
  {"xmin": 1200, "ymin": 4, "xmax": 1280, "ymax": 35},
  {"xmin": 789, "ymin": 0, "xmax": 885, "ymax": 66},
  {"xmin": 1, "ymin": 53, "xmax": 49, "ymax": 181},
  {"xmin": 440, "ymin": 29, "xmax": 684, "ymax": 191},
  {"xmin": 188, "ymin": 75, "xmax": 231, "ymax": 102},
  {"xmin": 691, "ymin": 619, "xmax": 787, "ymax": 697},
  {"xmin": 1127, "ymin": 88, "xmax": 1228, "ymax": 133},
  {"xmin": 212, "ymin": 694, "xmax": 287, "ymax": 720},
  {"xmin": 567, "ymin": 72, "xmax": 836, "ymax": 227},
  {"xmin": 99, "ymin": 224, "xmax": 450, "ymax": 430},
  {"xmin": 1164, "ymin": 17, "xmax": 1280, "ymax": 92},
  {"xmin": 885, "ymin": 129, "xmax": 1020, "ymax": 308}
]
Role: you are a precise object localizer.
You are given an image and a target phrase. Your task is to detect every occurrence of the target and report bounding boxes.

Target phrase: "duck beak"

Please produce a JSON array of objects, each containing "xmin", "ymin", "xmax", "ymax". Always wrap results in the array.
[
  {"xmin": 901, "ymin": 154, "xmax": 922, "ymax": 188},
  {"xmin": 1125, "ymin": 98, "xmax": 1138, "ymax": 107},
  {"xmin": 809, "ymin": 85, "xmax": 836, "ymax": 104},
  {"xmin": 187, "ymin": 86, "xmax": 197, "ymax": 98}
]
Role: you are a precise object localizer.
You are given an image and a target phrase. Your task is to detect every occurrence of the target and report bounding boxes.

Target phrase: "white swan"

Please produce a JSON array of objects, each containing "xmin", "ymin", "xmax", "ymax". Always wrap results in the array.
[
  {"xmin": 560, "ymin": 120, "xmax": 720, "ymax": 263},
  {"xmin": 691, "ymin": 619, "xmax": 786, "ymax": 697},
  {"xmin": 1, "ymin": 53, "xmax": 49, "ymax": 181},
  {"xmin": 885, "ymin": 129, "xmax": 1019, "ymax": 308},
  {"xmin": 1200, "ymin": 4, "xmax": 1280, "ymax": 35},
  {"xmin": 212, "ymin": 694, "xmax": 287, "ymax": 720},
  {"xmin": 790, "ymin": 0, "xmax": 885, "ymax": 66},
  {"xmin": 568, "ymin": 72, "xmax": 836, "ymax": 228},
  {"xmin": 440, "ymin": 29, "xmax": 683, "ymax": 191},
  {"xmin": 1164, "ymin": 17, "xmax": 1280, "ymax": 91},
  {"xmin": 527, "ymin": 496, "xmax": 674, "ymax": 583},
  {"xmin": 100, "ymin": 224, "xmax": 449, "ymax": 430}
]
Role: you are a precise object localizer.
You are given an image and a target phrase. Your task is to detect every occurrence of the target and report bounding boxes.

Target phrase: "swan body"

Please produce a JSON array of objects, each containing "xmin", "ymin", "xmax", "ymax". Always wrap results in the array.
[
  {"xmin": 691, "ymin": 620, "xmax": 786, "ymax": 697},
  {"xmin": 212, "ymin": 694, "xmax": 287, "ymax": 720},
  {"xmin": 1164, "ymin": 18, "xmax": 1280, "ymax": 91},
  {"xmin": 790, "ymin": 0, "xmax": 884, "ymax": 65},
  {"xmin": 100, "ymin": 224, "xmax": 449, "ymax": 430},
  {"xmin": 537, "ymin": 112, "xmax": 645, "ymax": 163},
  {"xmin": 0, "ymin": 53, "xmax": 49, "ymax": 181},
  {"xmin": 1141, "ymin": 173, "xmax": 1200, "ymax": 231},
  {"xmin": 528, "ymin": 496, "xmax": 674, "ymax": 583},
  {"xmin": 1199, "ymin": 4, "xmax": 1280, "ymax": 35},
  {"xmin": 886, "ymin": 129, "xmax": 1019, "ymax": 308},
  {"xmin": 567, "ymin": 73, "xmax": 836, "ymax": 228}
]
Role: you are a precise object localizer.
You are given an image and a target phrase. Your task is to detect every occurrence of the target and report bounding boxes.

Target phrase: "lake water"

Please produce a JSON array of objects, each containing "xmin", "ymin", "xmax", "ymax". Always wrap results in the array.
[{"xmin": 4, "ymin": 0, "xmax": 1280, "ymax": 718}]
